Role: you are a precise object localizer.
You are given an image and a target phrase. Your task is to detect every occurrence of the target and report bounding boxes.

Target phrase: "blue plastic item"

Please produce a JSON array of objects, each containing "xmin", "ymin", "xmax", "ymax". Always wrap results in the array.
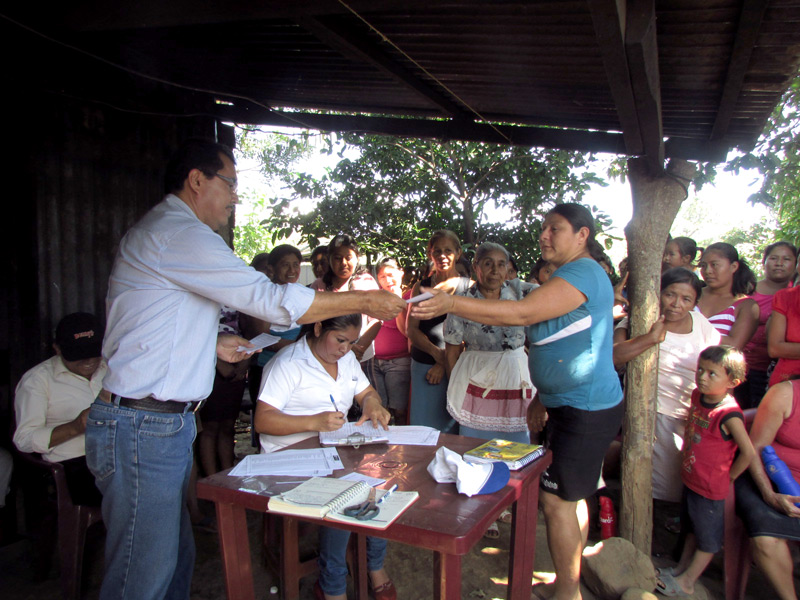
[{"xmin": 762, "ymin": 445, "xmax": 800, "ymax": 507}]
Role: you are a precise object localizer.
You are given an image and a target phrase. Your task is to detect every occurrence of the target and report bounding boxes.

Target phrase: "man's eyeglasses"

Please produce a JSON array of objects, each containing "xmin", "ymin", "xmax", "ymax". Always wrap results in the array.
[{"xmin": 215, "ymin": 173, "xmax": 238, "ymax": 194}]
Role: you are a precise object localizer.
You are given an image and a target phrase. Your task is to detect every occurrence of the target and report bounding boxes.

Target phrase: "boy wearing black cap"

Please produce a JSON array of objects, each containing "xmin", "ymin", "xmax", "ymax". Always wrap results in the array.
[{"xmin": 13, "ymin": 312, "xmax": 106, "ymax": 504}]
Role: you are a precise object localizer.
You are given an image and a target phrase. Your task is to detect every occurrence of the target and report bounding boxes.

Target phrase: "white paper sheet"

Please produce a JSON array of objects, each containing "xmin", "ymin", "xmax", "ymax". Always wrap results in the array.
[
  {"xmin": 227, "ymin": 447, "xmax": 343, "ymax": 477},
  {"xmin": 236, "ymin": 332, "xmax": 282, "ymax": 354}
]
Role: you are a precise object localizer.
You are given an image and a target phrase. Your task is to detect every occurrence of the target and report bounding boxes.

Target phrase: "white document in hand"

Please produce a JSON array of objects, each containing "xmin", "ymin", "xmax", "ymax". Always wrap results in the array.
[{"xmin": 236, "ymin": 332, "xmax": 281, "ymax": 354}]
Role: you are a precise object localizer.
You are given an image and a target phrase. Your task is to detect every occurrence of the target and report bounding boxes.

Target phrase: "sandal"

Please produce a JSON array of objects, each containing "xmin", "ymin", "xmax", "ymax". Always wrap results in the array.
[
  {"xmin": 664, "ymin": 516, "xmax": 681, "ymax": 534},
  {"xmin": 499, "ymin": 508, "xmax": 513, "ymax": 524},
  {"xmin": 655, "ymin": 572, "xmax": 688, "ymax": 597},
  {"xmin": 484, "ymin": 521, "xmax": 500, "ymax": 539},
  {"xmin": 370, "ymin": 580, "xmax": 397, "ymax": 600},
  {"xmin": 656, "ymin": 566, "xmax": 677, "ymax": 577}
]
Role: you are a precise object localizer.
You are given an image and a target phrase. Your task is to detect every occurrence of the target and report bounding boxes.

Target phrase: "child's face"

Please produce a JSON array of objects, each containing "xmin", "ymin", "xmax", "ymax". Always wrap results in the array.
[{"xmin": 695, "ymin": 358, "xmax": 736, "ymax": 398}]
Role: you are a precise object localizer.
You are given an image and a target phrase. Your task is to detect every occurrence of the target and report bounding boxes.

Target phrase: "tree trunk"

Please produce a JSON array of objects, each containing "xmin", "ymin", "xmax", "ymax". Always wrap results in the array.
[{"xmin": 620, "ymin": 157, "xmax": 696, "ymax": 553}]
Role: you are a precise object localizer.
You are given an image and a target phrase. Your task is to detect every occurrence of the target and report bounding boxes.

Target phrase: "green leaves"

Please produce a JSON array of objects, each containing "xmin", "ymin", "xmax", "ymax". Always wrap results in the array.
[{"xmin": 235, "ymin": 128, "xmax": 613, "ymax": 277}]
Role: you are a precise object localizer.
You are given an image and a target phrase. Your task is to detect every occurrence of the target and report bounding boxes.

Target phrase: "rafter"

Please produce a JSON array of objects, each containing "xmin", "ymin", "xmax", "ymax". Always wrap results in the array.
[
  {"xmin": 625, "ymin": 0, "xmax": 664, "ymax": 172},
  {"xmin": 215, "ymin": 104, "xmax": 728, "ymax": 162},
  {"xmin": 587, "ymin": 0, "xmax": 644, "ymax": 155},
  {"xmin": 710, "ymin": 0, "xmax": 768, "ymax": 144},
  {"xmin": 297, "ymin": 16, "xmax": 471, "ymax": 119}
]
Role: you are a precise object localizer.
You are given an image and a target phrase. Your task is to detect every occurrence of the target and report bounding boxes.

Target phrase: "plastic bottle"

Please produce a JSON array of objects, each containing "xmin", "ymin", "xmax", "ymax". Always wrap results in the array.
[
  {"xmin": 762, "ymin": 445, "xmax": 800, "ymax": 507},
  {"xmin": 598, "ymin": 495, "xmax": 618, "ymax": 539}
]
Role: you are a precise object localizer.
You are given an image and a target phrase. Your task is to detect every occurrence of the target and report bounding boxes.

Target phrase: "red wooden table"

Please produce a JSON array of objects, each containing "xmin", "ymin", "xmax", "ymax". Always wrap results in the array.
[{"xmin": 197, "ymin": 434, "xmax": 551, "ymax": 600}]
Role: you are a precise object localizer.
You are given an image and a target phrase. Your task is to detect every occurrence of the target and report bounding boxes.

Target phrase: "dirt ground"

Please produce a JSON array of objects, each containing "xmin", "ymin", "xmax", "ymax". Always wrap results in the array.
[{"xmin": 0, "ymin": 412, "xmax": 796, "ymax": 599}]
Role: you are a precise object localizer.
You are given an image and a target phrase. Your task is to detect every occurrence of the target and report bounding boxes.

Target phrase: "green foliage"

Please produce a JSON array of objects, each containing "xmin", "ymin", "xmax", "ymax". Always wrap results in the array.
[
  {"xmin": 232, "ymin": 194, "xmax": 274, "ymax": 264},
  {"xmin": 717, "ymin": 218, "xmax": 775, "ymax": 277},
  {"xmin": 232, "ymin": 127, "xmax": 317, "ymax": 262},
  {"xmin": 725, "ymin": 74, "xmax": 800, "ymax": 241},
  {"xmin": 258, "ymin": 132, "xmax": 610, "ymax": 277}
]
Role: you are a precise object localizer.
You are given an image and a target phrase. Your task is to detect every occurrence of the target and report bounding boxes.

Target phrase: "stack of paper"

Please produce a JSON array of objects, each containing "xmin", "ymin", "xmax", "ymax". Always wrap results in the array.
[
  {"xmin": 227, "ymin": 448, "xmax": 343, "ymax": 477},
  {"xmin": 386, "ymin": 426, "xmax": 440, "ymax": 446}
]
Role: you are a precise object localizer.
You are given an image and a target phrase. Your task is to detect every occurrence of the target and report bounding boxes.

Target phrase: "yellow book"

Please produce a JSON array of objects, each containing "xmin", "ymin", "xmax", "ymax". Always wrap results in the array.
[{"xmin": 463, "ymin": 439, "xmax": 545, "ymax": 470}]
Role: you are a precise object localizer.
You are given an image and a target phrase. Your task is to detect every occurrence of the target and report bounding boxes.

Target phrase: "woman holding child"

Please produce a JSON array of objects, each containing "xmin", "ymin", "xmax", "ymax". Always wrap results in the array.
[
  {"xmin": 254, "ymin": 314, "xmax": 395, "ymax": 600},
  {"xmin": 414, "ymin": 204, "xmax": 622, "ymax": 600}
]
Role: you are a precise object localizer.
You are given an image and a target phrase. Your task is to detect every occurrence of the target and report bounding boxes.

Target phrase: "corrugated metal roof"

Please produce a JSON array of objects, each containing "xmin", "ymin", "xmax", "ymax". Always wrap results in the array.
[{"xmin": 3, "ymin": 1, "xmax": 799, "ymax": 162}]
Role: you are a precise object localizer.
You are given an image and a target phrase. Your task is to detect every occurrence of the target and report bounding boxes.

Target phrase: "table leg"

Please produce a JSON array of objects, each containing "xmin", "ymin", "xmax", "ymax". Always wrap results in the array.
[
  {"xmin": 350, "ymin": 533, "xmax": 368, "ymax": 600},
  {"xmin": 215, "ymin": 501, "xmax": 255, "ymax": 600},
  {"xmin": 432, "ymin": 551, "xmax": 462, "ymax": 600},
  {"xmin": 507, "ymin": 482, "xmax": 541, "ymax": 599},
  {"xmin": 280, "ymin": 517, "xmax": 301, "ymax": 600}
]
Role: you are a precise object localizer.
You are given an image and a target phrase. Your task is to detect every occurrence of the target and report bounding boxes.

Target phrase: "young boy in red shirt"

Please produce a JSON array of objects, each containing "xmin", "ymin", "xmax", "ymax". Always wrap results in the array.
[{"xmin": 656, "ymin": 345, "xmax": 755, "ymax": 597}]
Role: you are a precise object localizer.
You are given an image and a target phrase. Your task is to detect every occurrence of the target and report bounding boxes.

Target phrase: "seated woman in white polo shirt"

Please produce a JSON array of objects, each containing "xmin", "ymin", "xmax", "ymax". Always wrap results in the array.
[{"xmin": 255, "ymin": 313, "xmax": 395, "ymax": 600}]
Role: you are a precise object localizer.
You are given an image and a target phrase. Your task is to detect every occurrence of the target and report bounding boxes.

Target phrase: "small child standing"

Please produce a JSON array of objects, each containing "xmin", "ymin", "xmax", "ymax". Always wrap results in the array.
[{"xmin": 656, "ymin": 345, "xmax": 755, "ymax": 597}]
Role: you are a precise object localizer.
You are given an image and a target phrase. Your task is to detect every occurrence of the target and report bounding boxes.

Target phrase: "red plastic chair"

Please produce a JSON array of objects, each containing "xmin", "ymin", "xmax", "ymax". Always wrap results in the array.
[{"xmin": 16, "ymin": 451, "xmax": 103, "ymax": 600}]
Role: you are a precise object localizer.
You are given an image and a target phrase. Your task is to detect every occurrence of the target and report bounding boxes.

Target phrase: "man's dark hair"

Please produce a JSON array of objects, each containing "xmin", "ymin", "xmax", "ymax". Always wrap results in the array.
[{"xmin": 164, "ymin": 139, "xmax": 236, "ymax": 194}]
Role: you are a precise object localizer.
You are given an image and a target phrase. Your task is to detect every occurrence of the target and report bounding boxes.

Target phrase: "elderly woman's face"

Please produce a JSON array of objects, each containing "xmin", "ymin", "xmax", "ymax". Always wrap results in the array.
[{"xmin": 474, "ymin": 250, "xmax": 509, "ymax": 293}]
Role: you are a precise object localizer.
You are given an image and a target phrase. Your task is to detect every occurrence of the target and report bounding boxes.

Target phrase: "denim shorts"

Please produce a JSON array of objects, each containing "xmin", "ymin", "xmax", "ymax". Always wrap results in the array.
[{"xmin": 681, "ymin": 487, "xmax": 725, "ymax": 553}]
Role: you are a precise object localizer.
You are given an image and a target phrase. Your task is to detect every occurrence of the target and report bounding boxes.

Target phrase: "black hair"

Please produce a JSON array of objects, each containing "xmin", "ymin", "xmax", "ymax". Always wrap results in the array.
[
  {"xmin": 698, "ymin": 345, "xmax": 747, "ymax": 383},
  {"xmin": 164, "ymin": 139, "xmax": 235, "ymax": 194},
  {"xmin": 701, "ymin": 242, "xmax": 757, "ymax": 295},
  {"xmin": 322, "ymin": 234, "xmax": 366, "ymax": 289},
  {"xmin": 299, "ymin": 313, "xmax": 362, "ymax": 340},
  {"xmin": 530, "ymin": 257, "xmax": 547, "ymax": 281},
  {"xmin": 310, "ymin": 245, "xmax": 328, "ymax": 259},
  {"xmin": 268, "ymin": 244, "xmax": 302, "ymax": 266},
  {"xmin": 763, "ymin": 241, "xmax": 798, "ymax": 262},
  {"xmin": 546, "ymin": 203, "xmax": 607, "ymax": 263},
  {"xmin": 671, "ymin": 237, "xmax": 698, "ymax": 263},
  {"xmin": 661, "ymin": 267, "xmax": 703, "ymax": 302},
  {"xmin": 250, "ymin": 252, "xmax": 271, "ymax": 274}
]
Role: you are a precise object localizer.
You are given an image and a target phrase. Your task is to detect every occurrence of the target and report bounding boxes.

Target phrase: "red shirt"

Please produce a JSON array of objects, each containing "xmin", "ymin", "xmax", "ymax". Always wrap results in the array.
[
  {"xmin": 773, "ymin": 380, "xmax": 800, "ymax": 482},
  {"xmin": 681, "ymin": 389, "xmax": 743, "ymax": 500},
  {"xmin": 770, "ymin": 286, "xmax": 800, "ymax": 385}
]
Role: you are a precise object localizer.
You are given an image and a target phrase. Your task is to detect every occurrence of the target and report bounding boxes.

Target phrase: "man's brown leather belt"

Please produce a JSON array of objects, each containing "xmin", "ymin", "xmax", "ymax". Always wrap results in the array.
[{"xmin": 102, "ymin": 392, "xmax": 204, "ymax": 414}]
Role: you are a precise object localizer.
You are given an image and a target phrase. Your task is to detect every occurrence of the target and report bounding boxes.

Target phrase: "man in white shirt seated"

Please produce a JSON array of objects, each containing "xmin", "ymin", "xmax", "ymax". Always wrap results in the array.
[{"xmin": 14, "ymin": 312, "xmax": 106, "ymax": 505}]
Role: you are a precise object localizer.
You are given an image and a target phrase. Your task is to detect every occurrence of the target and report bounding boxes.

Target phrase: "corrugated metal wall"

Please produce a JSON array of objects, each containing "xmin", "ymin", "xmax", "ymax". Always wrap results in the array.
[{"xmin": 3, "ymin": 90, "xmax": 222, "ymax": 429}]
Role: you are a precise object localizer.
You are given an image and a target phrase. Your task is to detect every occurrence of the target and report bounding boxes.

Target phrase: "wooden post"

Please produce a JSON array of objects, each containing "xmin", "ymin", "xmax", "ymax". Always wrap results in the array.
[{"xmin": 620, "ymin": 156, "xmax": 696, "ymax": 552}]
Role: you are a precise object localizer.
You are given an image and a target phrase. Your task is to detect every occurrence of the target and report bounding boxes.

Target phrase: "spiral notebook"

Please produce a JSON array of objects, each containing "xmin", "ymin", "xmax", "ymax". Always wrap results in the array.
[{"xmin": 267, "ymin": 477, "xmax": 419, "ymax": 530}]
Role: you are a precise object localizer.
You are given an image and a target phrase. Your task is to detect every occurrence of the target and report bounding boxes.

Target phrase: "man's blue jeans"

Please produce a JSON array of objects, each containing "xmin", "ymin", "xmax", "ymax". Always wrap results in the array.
[
  {"xmin": 318, "ymin": 526, "xmax": 387, "ymax": 595},
  {"xmin": 86, "ymin": 400, "xmax": 197, "ymax": 600}
]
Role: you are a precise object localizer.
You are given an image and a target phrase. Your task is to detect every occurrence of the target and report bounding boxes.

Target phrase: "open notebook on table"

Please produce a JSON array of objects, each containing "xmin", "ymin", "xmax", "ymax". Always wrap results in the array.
[{"xmin": 267, "ymin": 477, "xmax": 418, "ymax": 530}]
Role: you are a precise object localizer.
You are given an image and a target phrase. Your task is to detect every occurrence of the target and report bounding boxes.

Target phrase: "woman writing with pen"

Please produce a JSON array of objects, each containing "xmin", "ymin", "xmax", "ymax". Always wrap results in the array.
[{"xmin": 254, "ymin": 313, "xmax": 395, "ymax": 600}]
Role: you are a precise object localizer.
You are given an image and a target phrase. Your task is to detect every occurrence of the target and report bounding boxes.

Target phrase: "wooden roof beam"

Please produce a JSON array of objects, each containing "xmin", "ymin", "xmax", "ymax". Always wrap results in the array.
[
  {"xmin": 296, "ymin": 16, "xmax": 471, "ymax": 120},
  {"xmin": 709, "ymin": 0, "xmax": 769, "ymax": 144},
  {"xmin": 587, "ymin": 0, "xmax": 644, "ymax": 155},
  {"xmin": 625, "ymin": 0, "xmax": 664, "ymax": 172},
  {"xmin": 217, "ymin": 105, "xmax": 627, "ymax": 153},
  {"xmin": 215, "ymin": 105, "xmax": 727, "ymax": 161}
]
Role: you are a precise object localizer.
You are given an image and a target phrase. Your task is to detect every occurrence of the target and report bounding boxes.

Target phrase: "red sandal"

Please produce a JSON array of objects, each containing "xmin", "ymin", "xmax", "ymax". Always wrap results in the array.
[{"xmin": 370, "ymin": 580, "xmax": 397, "ymax": 600}]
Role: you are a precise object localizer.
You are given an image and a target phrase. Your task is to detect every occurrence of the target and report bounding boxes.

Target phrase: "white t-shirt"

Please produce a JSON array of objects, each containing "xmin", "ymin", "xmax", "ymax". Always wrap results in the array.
[
  {"xmin": 257, "ymin": 336, "xmax": 371, "ymax": 453},
  {"xmin": 617, "ymin": 311, "xmax": 720, "ymax": 418}
]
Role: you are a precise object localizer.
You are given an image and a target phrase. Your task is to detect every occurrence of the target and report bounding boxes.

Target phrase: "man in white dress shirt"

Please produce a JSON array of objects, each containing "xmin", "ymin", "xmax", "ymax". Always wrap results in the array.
[
  {"xmin": 14, "ymin": 312, "xmax": 106, "ymax": 505},
  {"xmin": 87, "ymin": 139, "xmax": 404, "ymax": 600}
]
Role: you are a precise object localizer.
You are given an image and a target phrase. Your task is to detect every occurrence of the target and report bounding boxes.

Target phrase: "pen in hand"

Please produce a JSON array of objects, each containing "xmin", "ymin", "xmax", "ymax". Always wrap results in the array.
[{"xmin": 329, "ymin": 394, "xmax": 339, "ymax": 413}]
